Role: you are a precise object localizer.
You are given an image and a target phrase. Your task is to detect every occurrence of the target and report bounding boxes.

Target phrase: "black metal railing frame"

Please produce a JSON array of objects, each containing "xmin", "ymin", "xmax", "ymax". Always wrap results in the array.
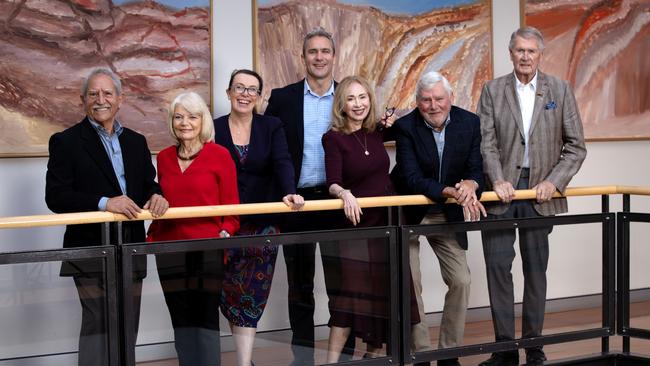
[
  {"xmin": 0, "ymin": 223, "xmax": 120, "ymax": 365},
  {"xmin": 401, "ymin": 213, "xmax": 616, "ymax": 365},
  {"xmin": 1, "ymin": 194, "xmax": 650, "ymax": 365},
  {"xmin": 617, "ymin": 201, "xmax": 650, "ymax": 354}
]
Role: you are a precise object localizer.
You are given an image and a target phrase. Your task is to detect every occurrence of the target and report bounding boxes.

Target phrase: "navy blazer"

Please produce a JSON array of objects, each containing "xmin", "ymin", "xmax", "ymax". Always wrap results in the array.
[
  {"xmin": 214, "ymin": 113, "xmax": 295, "ymax": 226},
  {"xmin": 46, "ymin": 117, "xmax": 161, "ymax": 275},
  {"xmin": 391, "ymin": 106, "xmax": 484, "ymax": 249},
  {"xmin": 264, "ymin": 79, "xmax": 337, "ymax": 186}
]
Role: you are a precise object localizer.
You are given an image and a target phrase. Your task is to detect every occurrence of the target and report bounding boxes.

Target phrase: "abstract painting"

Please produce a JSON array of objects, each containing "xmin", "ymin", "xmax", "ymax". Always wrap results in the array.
[
  {"xmin": 255, "ymin": 0, "xmax": 493, "ymax": 117},
  {"xmin": 0, "ymin": 0, "xmax": 211, "ymax": 156},
  {"xmin": 524, "ymin": 0, "xmax": 650, "ymax": 140}
]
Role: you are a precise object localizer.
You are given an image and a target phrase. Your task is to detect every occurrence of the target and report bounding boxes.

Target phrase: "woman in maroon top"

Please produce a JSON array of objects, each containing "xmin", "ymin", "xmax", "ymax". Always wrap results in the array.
[
  {"xmin": 147, "ymin": 92, "xmax": 239, "ymax": 366},
  {"xmin": 322, "ymin": 75, "xmax": 398, "ymax": 361}
]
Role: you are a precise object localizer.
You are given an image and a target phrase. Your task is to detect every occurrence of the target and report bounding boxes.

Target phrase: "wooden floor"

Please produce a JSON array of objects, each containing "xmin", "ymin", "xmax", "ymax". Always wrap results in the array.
[{"xmin": 139, "ymin": 302, "xmax": 650, "ymax": 365}]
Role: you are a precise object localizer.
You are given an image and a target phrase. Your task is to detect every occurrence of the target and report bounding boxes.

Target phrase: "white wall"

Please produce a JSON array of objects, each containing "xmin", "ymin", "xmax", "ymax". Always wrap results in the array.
[{"xmin": 1, "ymin": 0, "xmax": 649, "ymax": 361}]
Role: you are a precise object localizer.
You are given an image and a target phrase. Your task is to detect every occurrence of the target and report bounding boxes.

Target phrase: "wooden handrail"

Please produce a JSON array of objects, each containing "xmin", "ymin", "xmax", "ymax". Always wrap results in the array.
[{"xmin": 0, "ymin": 185, "xmax": 643, "ymax": 229}]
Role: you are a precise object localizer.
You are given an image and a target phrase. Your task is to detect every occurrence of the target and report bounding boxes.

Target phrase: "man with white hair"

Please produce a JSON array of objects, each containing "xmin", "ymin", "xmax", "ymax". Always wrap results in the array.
[
  {"xmin": 391, "ymin": 71, "xmax": 486, "ymax": 366},
  {"xmin": 477, "ymin": 26, "xmax": 586, "ymax": 366}
]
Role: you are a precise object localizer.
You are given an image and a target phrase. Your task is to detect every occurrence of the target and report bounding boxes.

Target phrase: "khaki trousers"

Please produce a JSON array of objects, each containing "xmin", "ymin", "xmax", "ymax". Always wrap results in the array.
[{"xmin": 410, "ymin": 213, "xmax": 470, "ymax": 351}]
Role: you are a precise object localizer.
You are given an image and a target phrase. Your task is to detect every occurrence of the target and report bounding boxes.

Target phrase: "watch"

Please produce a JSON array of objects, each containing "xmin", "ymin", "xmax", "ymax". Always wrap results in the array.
[{"xmin": 219, "ymin": 230, "xmax": 230, "ymax": 238}]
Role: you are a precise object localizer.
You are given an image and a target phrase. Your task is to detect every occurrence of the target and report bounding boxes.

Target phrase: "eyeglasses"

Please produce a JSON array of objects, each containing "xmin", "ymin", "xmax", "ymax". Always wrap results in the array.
[
  {"xmin": 231, "ymin": 84, "xmax": 260, "ymax": 96},
  {"xmin": 385, "ymin": 106, "xmax": 396, "ymax": 117}
]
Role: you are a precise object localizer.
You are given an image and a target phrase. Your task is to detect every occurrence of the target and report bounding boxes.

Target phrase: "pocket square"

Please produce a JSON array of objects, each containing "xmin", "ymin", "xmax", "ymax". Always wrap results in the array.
[{"xmin": 545, "ymin": 101, "xmax": 557, "ymax": 110}]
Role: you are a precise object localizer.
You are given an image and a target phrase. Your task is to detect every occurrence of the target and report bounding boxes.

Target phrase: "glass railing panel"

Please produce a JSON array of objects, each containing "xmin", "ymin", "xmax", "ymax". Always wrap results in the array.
[{"xmin": 129, "ymin": 227, "xmax": 397, "ymax": 366}]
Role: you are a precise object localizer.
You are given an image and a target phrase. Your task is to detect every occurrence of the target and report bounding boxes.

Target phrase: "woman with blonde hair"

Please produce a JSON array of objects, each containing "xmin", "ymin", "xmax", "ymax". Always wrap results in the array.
[
  {"xmin": 148, "ymin": 91, "xmax": 240, "ymax": 365},
  {"xmin": 322, "ymin": 75, "xmax": 410, "ymax": 361}
]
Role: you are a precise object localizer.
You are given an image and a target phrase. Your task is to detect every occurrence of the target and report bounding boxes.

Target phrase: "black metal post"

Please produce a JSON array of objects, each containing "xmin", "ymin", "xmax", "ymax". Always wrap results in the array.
[
  {"xmin": 601, "ymin": 213, "xmax": 616, "ymax": 353},
  {"xmin": 388, "ymin": 228, "xmax": 400, "ymax": 365},
  {"xmin": 601, "ymin": 195, "xmax": 609, "ymax": 213},
  {"xmin": 617, "ymin": 213, "xmax": 631, "ymax": 353},
  {"xmin": 400, "ymin": 227, "xmax": 412, "ymax": 366},
  {"xmin": 105, "ymin": 247, "xmax": 120, "ymax": 366},
  {"xmin": 623, "ymin": 194, "xmax": 630, "ymax": 213}
]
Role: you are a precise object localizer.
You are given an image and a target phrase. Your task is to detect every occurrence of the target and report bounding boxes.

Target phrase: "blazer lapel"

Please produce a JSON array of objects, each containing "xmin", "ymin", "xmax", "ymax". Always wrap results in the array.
[
  {"xmin": 120, "ymin": 131, "xmax": 138, "ymax": 197},
  {"xmin": 505, "ymin": 75, "xmax": 525, "ymax": 140},
  {"xmin": 528, "ymin": 72, "xmax": 548, "ymax": 137},
  {"xmin": 294, "ymin": 81, "xmax": 305, "ymax": 154},
  {"xmin": 414, "ymin": 115, "xmax": 439, "ymax": 179},
  {"xmin": 80, "ymin": 119, "xmax": 121, "ymax": 193},
  {"xmin": 440, "ymin": 109, "xmax": 461, "ymax": 182},
  {"xmin": 220, "ymin": 116, "xmax": 244, "ymax": 172}
]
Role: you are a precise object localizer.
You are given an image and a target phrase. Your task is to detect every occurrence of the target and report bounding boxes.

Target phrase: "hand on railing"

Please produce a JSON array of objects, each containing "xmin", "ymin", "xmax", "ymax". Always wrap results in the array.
[
  {"xmin": 492, "ymin": 180, "xmax": 516, "ymax": 203},
  {"xmin": 144, "ymin": 194, "xmax": 169, "ymax": 218},
  {"xmin": 282, "ymin": 194, "xmax": 305, "ymax": 211},
  {"xmin": 532, "ymin": 180, "xmax": 557, "ymax": 203},
  {"xmin": 462, "ymin": 199, "xmax": 487, "ymax": 222}
]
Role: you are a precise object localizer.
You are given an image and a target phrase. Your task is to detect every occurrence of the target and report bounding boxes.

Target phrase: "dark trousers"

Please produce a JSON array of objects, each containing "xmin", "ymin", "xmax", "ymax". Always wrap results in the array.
[
  {"xmin": 156, "ymin": 251, "xmax": 222, "ymax": 366},
  {"xmin": 481, "ymin": 172, "xmax": 551, "ymax": 350},
  {"xmin": 283, "ymin": 187, "xmax": 355, "ymax": 365},
  {"xmin": 74, "ymin": 276, "xmax": 142, "ymax": 366}
]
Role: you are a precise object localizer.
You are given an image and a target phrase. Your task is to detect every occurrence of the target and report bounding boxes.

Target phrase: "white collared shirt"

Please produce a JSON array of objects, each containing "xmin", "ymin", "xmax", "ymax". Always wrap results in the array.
[{"xmin": 514, "ymin": 71, "xmax": 537, "ymax": 168}]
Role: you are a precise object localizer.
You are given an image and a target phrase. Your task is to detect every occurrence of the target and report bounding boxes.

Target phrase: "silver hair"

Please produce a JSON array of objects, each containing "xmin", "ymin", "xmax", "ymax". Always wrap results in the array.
[
  {"xmin": 416, "ymin": 71, "xmax": 453, "ymax": 99},
  {"xmin": 509, "ymin": 26, "xmax": 545, "ymax": 52},
  {"xmin": 302, "ymin": 27, "xmax": 336, "ymax": 55},
  {"xmin": 81, "ymin": 68, "xmax": 123, "ymax": 96},
  {"xmin": 168, "ymin": 92, "xmax": 215, "ymax": 144}
]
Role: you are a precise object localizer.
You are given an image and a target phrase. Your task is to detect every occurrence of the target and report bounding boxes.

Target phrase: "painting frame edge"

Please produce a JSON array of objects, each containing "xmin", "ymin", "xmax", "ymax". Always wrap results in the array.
[{"xmin": 0, "ymin": 0, "xmax": 215, "ymax": 159}]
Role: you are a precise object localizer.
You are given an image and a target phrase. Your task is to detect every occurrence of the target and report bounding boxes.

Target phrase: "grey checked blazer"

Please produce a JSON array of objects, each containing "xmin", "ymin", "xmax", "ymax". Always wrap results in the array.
[{"xmin": 477, "ymin": 71, "xmax": 587, "ymax": 216}]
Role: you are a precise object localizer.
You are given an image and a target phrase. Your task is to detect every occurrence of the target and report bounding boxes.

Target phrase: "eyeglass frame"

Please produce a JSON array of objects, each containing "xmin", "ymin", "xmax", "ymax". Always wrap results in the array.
[{"xmin": 230, "ymin": 84, "xmax": 261, "ymax": 96}]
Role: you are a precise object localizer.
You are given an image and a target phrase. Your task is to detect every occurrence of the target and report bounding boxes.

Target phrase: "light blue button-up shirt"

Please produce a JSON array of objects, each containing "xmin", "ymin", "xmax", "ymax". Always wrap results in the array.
[
  {"xmin": 423, "ymin": 115, "xmax": 451, "ymax": 182},
  {"xmin": 298, "ymin": 81, "xmax": 335, "ymax": 188},
  {"xmin": 89, "ymin": 119, "xmax": 127, "ymax": 211}
]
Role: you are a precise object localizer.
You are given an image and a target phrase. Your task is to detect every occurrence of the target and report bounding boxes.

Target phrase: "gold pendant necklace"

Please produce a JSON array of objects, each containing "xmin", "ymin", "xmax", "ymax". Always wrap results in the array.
[{"xmin": 352, "ymin": 130, "xmax": 369, "ymax": 156}]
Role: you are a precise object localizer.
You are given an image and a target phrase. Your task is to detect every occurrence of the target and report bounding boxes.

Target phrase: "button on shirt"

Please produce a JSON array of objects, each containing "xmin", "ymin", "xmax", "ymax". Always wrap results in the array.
[
  {"xmin": 298, "ymin": 81, "xmax": 335, "ymax": 188},
  {"xmin": 89, "ymin": 119, "xmax": 127, "ymax": 211},
  {"xmin": 423, "ymin": 115, "xmax": 451, "ymax": 182},
  {"xmin": 515, "ymin": 72, "xmax": 537, "ymax": 168}
]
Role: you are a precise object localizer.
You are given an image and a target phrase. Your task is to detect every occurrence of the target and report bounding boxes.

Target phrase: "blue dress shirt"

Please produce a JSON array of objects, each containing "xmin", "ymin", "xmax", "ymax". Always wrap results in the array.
[
  {"xmin": 298, "ymin": 81, "xmax": 335, "ymax": 188},
  {"xmin": 423, "ymin": 115, "xmax": 451, "ymax": 181},
  {"xmin": 89, "ymin": 119, "xmax": 127, "ymax": 210}
]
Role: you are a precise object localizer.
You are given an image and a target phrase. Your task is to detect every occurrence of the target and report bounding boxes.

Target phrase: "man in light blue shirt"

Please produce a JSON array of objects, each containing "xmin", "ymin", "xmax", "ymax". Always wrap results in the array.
[{"xmin": 265, "ymin": 28, "xmax": 356, "ymax": 365}]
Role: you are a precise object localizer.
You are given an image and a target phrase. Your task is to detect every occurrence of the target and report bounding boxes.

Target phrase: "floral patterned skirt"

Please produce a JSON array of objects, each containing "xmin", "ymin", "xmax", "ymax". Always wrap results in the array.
[{"xmin": 220, "ymin": 223, "xmax": 279, "ymax": 327}]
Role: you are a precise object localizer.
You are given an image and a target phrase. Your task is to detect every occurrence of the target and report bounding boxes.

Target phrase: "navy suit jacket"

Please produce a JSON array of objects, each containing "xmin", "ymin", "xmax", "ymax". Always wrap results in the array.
[
  {"xmin": 391, "ymin": 106, "xmax": 484, "ymax": 249},
  {"xmin": 214, "ymin": 113, "xmax": 295, "ymax": 226},
  {"xmin": 264, "ymin": 79, "xmax": 337, "ymax": 186},
  {"xmin": 46, "ymin": 117, "xmax": 161, "ymax": 276}
]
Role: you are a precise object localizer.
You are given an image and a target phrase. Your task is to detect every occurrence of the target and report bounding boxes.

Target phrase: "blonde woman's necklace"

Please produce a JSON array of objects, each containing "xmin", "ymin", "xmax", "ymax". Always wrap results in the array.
[
  {"xmin": 352, "ymin": 130, "xmax": 369, "ymax": 156},
  {"xmin": 177, "ymin": 145, "xmax": 203, "ymax": 161}
]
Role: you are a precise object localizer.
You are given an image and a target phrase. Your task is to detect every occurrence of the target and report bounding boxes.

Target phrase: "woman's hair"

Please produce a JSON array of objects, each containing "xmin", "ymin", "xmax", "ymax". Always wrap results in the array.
[
  {"xmin": 168, "ymin": 92, "xmax": 215, "ymax": 144},
  {"xmin": 228, "ymin": 69, "xmax": 263, "ymax": 94},
  {"xmin": 331, "ymin": 75, "xmax": 377, "ymax": 134}
]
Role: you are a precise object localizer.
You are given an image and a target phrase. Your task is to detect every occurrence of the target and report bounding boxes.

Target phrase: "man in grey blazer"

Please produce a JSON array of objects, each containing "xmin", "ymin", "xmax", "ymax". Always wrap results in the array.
[{"xmin": 477, "ymin": 26, "xmax": 587, "ymax": 366}]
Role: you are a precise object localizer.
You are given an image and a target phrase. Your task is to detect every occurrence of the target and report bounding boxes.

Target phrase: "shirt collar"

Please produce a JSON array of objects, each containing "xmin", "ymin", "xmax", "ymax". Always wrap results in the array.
[
  {"xmin": 421, "ymin": 112, "xmax": 451, "ymax": 132},
  {"xmin": 514, "ymin": 71, "xmax": 538, "ymax": 91},
  {"xmin": 303, "ymin": 79, "xmax": 335, "ymax": 97},
  {"xmin": 89, "ymin": 117, "xmax": 123, "ymax": 136}
]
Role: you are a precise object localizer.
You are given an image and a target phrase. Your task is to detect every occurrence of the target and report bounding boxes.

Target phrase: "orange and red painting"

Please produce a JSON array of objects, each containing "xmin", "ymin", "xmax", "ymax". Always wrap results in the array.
[
  {"xmin": 0, "ymin": 0, "xmax": 210, "ymax": 156},
  {"xmin": 256, "ymin": 0, "xmax": 493, "ymax": 117},
  {"xmin": 525, "ymin": 0, "xmax": 650, "ymax": 140}
]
